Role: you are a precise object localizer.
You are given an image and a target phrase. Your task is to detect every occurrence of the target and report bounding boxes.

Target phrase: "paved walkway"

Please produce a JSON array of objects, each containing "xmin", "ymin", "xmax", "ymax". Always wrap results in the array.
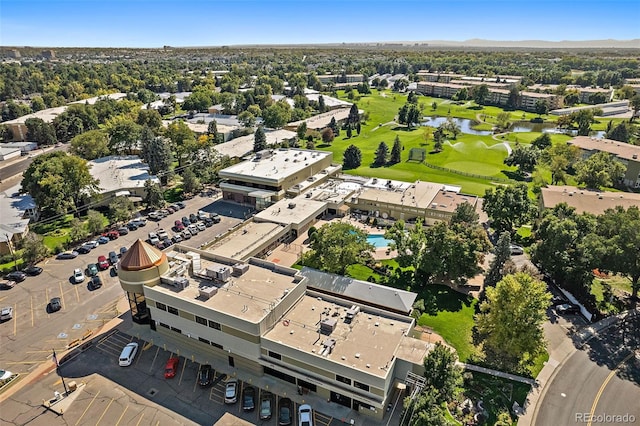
[{"xmin": 518, "ymin": 310, "xmax": 635, "ymax": 426}]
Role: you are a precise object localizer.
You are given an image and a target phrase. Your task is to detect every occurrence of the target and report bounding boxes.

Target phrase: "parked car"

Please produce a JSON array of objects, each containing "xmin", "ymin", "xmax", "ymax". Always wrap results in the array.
[
  {"xmin": 86, "ymin": 240, "xmax": 100, "ymax": 249},
  {"xmin": 118, "ymin": 342, "xmax": 138, "ymax": 366},
  {"xmin": 172, "ymin": 234, "xmax": 183, "ymax": 243},
  {"xmin": 76, "ymin": 245, "xmax": 92, "ymax": 254},
  {"xmin": 196, "ymin": 222, "xmax": 206, "ymax": 232},
  {"xmin": 165, "ymin": 206, "xmax": 176, "ymax": 214},
  {"xmin": 189, "ymin": 213, "xmax": 199, "ymax": 223},
  {"xmin": 197, "ymin": 210, "xmax": 208, "ymax": 220},
  {"xmin": 509, "ymin": 245, "xmax": 524, "ymax": 255},
  {"xmin": 133, "ymin": 218, "xmax": 147, "ymax": 227},
  {"xmin": 73, "ymin": 268, "xmax": 86, "ymax": 283},
  {"xmin": 198, "ymin": 364, "xmax": 213, "ymax": 387},
  {"xmin": 181, "ymin": 216, "xmax": 191, "ymax": 226},
  {"xmin": 86, "ymin": 263, "xmax": 99, "ymax": 277},
  {"xmin": 49, "ymin": 297, "xmax": 62, "ymax": 312},
  {"xmin": 242, "ymin": 386, "xmax": 256, "ymax": 411},
  {"xmin": 0, "ymin": 280, "xmax": 16, "ymax": 290},
  {"xmin": 224, "ymin": 379, "xmax": 238, "ymax": 404},
  {"xmin": 159, "ymin": 209, "xmax": 171, "ymax": 217},
  {"xmin": 117, "ymin": 226, "xmax": 129, "ymax": 235},
  {"xmin": 551, "ymin": 295, "xmax": 567, "ymax": 306},
  {"xmin": 210, "ymin": 213, "xmax": 221, "ymax": 223},
  {"xmin": 260, "ymin": 392, "xmax": 273, "ymax": 420},
  {"xmin": 56, "ymin": 251, "xmax": 78, "ymax": 260},
  {"xmin": 174, "ymin": 220, "xmax": 185, "ymax": 231},
  {"xmin": 556, "ymin": 303, "xmax": 580, "ymax": 315},
  {"xmin": 181, "ymin": 230, "xmax": 192, "ymax": 240},
  {"xmin": 108, "ymin": 251, "xmax": 118, "ymax": 265},
  {"xmin": 298, "ymin": 404, "xmax": 313, "ymax": 426},
  {"xmin": 278, "ymin": 397, "xmax": 293, "ymax": 425},
  {"xmin": 176, "ymin": 201, "xmax": 186, "ymax": 209},
  {"xmin": 97, "ymin": 256, "xmax": 109, "ymax": 270},
  {"xmin": 170, "ymin": 204, "xmax": 180, "ymax": 211},
  {"xmin": 23, "ymin": 265, "xmax": 43, "ymax": 276},
  {"xmin": 164, "ymin": 357, "xmax": 179, "ymax": 379},
  {"xmin": 5, "ymin": 271, "xmax": 27, "ymax": 282},
  {"xmin": 97, "ymin": 236, "xmax": 110, "ymax": 245},
  {"xmin": 103, "ymin": 230, "xmax": 119, "ymax": 240},
  {"xmin": 89, "ymin": 275, "xmax": 103, "ymax": 290},
  {"xmin": 157, "ymin": 229, "xmax": 169, "ymax": 240},
  {"xmin": 0, "ymin": 306, "xmax": 14, "ymax": 321},
  {"xmin": 148, "ymin": 211, "xmax": 160, "ymax": 221},
  {"xmin": 162, "ymin": 237, "xmax": 173, "ymax": 248},
  {"xmin": 187, "ymin": 224, "xmax": 198, "ymax": 235},
  {"xmin": 203, "ymin": 217, "xmax": 214, "ymax": 227},
  {"xmin": 148, "ymin": 232, "xmax": 160, "ymax": 245},
  {"xmin": 119, "ymin": 246, "xmax": 128, "ymax": 256},
  {"xmin": 126, "ymin": 221, "xmax": 139, "ymax": 231}
]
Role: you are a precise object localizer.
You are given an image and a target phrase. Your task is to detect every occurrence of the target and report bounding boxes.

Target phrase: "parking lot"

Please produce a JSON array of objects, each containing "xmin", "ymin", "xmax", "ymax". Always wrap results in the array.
[{"xmin": 50, "ymin": 330, "xmax": 349, "ymax": 425}]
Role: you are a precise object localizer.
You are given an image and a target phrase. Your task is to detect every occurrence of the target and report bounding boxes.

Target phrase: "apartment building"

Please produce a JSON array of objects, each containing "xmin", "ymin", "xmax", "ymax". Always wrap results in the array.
[
  {"xmin": 118, "ymin": 240, "xmax": 427, "ymax": 420},
  {"xmin": 415, "ymin": 71, "xmax": 463, "ymax": 83},
  {"xmin": 568, "ymin": 136, "xmax": 640, "ymax": 188},
  {"xmin": 416, "ymin": 82, "xmax": 468, "ymax": 98},
  {"xmin": 518, "ymin": 91, "xmax": 563, "ymax": 111},
  {"xmin": 540, "ymin": 185, "xmax": 640, "ymax": 215}
]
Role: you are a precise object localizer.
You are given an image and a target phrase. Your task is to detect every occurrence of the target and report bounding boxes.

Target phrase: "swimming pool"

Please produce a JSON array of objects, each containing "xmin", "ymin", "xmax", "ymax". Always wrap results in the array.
[{"xmin": 367, "ymin": 234, "xmax": 393, "ymax": 248}]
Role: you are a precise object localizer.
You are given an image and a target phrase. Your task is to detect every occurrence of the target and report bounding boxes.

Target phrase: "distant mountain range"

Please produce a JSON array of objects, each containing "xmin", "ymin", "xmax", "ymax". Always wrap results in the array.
[{"xmin": 413, "ymin": 39, "xmax": 640, "ymax": 48}]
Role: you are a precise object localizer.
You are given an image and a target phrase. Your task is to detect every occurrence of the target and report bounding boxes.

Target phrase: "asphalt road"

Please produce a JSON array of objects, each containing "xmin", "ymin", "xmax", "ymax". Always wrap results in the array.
[
  {"xmin": 536, "ymin": 319, "xmax": 640, "ymax": 426},
  {"xmin": 0, "ymin": 144, "xmax": 69, "ymax": 184},
  {"xmin": 0, "ymin": 195, "xmax": 247, "ymax": 376}
]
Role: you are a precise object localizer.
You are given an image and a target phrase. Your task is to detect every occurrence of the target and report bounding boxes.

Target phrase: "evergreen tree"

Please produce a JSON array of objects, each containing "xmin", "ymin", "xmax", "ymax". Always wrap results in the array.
[
  {"xmin": 390, "ymin": 135, "xmax": 402, "ymax": 164},
  {"xmin": 296, "ymin": 122, "xmax": 307, "ymax": 140},
  {"xmin": 254, "ymin": 126, "xmax": 267, "ymax": 152},
  {"xmin": 374, "ymin": 141, "xmax": 389, "ymax": 166},
  {"xmin": 329, "ymin": 116, "xmax": 340, "ymax": 137},
  {"xmin": 347, "ymin": 103, "xmax": 360, "ymax": 125},
  {"xmin": 343, "ymin": 144, "xmax": 362, "ymax": 169},
  {"xmin": 318, "ymin": 95, "xmax": 326, "ymax": 113},
  {"xmin": 141, "ymin": 134, "xmax": 173, "ymax": 185},
  {"xmin": 356, "ymin": 122, "xmax": 361, "ymax": 135},
  {"xmin": 143, "ymin": 179, "xmax": 165, "ymax": 209},
  {"xmin": 484, "ymin": 232, "xmax": 512, "ymax": 289},
  {"xmin": 346, "ymin": 123, "xmax": 352, "ymax": 138}
]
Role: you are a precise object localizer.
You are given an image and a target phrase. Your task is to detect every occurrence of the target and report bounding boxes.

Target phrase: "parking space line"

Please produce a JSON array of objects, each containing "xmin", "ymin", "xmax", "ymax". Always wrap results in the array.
[
  {"xmin": 13, "ymin": 303, "xmax": 17, "ymax": 335},
  {"xmin": 30, "ymin": 296, "xmax": 34, "ymax": 327},
  {"xmin": 75, "ymin": 285, "xmax": 80, "ymax": 302},
  {"xmin": 149, "ymin": 347, "xmax": 160, "ymax": 373},
  {"xmin": 95, "ymin": 397, "xmax": 115, "ymax": 426},
  {"xmin": 177, "ymin": 357, "xmax": 188, "ymax": 386},
  {"xmin": 238, "ymin": 381, "xmax": 243, "ymax": 414},
  {"xmin": 134, "ymin": 411, "xmax": 144, "ymax": 426},
  {"xmin": 115, "ymin": 405, "xmax": 128, "ymax": 426},
  {"xmin": 75, "ymin": 390, "xmax": 100, "ymax": 426},
  {"xmin": 58, "ymin": 282, "xmax": 65, "ymax": 310},
  {"xmin": 193, "ymin": 364, "xmax": 200, "ymax": 393}
]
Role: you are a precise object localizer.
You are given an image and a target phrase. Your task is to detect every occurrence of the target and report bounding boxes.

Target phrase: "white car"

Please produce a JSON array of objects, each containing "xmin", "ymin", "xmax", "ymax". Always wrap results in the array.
[
  {"xmin": 224, "ymin": 379, "xmax": 238, "ymax": 404},
  {"xmin": 187, "ymin": 224, "xmax": 199, "ymax": 235},
  {"xmin": 0, "ymin": 306, "xmax": 13, "ymax": 321},
  {"xmin": 148, "ymin": 232, "xmax": 160, "ymax": 245},
  {"xmin": 73, "ymin": 268, "xmax": 85, "ymax": 283},
  {"xmin": 157, "ymin": 229, "xmax": 169, "ymax": 240},
  {"xmin": 509, "ymin": 245, "xmax": 524, "ymax": 255},
  {"xmin": 0, "ymin": 369, "xmax": 14, "ymax": 380},
  {"xmin": 299, "ymin": 404, "xmax": 313, "ymax": 426},
  {"xmin": 86, "ymin": 240, "xmax": 100, "ymax": 249},
  {"xmin": 198, "ymin": 210, "xmax": 208, "ymax": 220},
  {"xmin": 196, "ymin": 222, "xmax": 206, "ymax": 232}
]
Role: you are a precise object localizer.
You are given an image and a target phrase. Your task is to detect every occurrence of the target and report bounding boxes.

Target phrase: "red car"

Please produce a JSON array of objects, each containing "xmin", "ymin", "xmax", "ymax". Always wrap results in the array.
[
  {"xmin": 174, "ymin": 220, "xmax": 185, "ymax": 231},
  {"xmin": 103, "ymin": 230, "xmax": 119, "ymax": 240},
  {"xmin": 164, "ymin": 357, "xmax": 179, "ymax": 379},
  {"xmin": 97, "ymin": 255, "xmax": 109, "ymax": 270}
]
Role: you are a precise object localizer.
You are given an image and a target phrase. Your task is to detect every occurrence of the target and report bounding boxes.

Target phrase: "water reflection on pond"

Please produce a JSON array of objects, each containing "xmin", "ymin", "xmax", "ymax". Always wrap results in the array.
[{"xmin": 421, "ymin": 116, "xmax": 492, "ymax": 136}]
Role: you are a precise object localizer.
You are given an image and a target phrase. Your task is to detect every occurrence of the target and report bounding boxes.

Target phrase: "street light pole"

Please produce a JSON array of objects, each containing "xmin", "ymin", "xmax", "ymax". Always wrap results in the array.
[{"xmin": 52, "ymin": 349, "xmax": 69, "ymax": 395}]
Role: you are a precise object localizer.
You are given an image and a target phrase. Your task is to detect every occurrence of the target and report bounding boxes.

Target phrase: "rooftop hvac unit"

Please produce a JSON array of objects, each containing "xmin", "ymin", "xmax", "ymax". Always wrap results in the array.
[
  {"xmin": 173, "ymin": 277, "xmax": 189, "ymax": 289},
  {"xmin": 232, "ymin": 263, "xmax": 249, "ymax": 276},
  {"xmin": 288, "ymin": 202, "xmax": 296, "ymax": 209},
  {"xmin": 345, "ymin": 305, "xmax": 360, "ymax": 321},
  {"xmin": 199, "ymin": 286, "xmax": 218, "ymax": 300},
  {"xmin": 320, "ymin": 317, "xmax": 337, "ymax": 334}
]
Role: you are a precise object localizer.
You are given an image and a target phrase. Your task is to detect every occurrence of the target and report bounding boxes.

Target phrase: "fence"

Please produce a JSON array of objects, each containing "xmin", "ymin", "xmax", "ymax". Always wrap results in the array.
[{"xmin": 423, "ymin": 161, "xmax": 513, "ymax": 183}]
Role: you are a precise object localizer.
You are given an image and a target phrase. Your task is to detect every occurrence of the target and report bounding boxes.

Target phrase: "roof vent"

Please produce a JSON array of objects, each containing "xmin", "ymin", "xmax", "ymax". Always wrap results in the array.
[
  {"xmin": 366, "ymin": 364, "xmax": 371, "ymax": 368},
  {"xmin": 355, "ymin": 353, "xmax": 361, "ymax": 358},
  {"xmin": 320, "ymin": 318, "xmax": 337, "ymax": 334}
]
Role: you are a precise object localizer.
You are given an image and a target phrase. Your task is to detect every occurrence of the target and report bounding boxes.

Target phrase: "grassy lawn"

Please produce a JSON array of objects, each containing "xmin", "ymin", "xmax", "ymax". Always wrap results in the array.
[{"xmin": 591, "ymin": 274, "xmax": 633, "ymax": 314}]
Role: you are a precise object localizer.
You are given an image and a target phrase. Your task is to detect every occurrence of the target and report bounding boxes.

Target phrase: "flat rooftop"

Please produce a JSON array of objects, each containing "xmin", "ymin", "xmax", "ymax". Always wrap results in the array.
[
  {"xmin": 540, "ymin": 185, "xmax": 640, "ymax": 215},
  {"xmin": 263, "ymin": 294, "xmax": 413, "ymax": 378},
  {"xmin": 568, "ymin": 136, "xmax": 640, "ymax": 161},
  {"xmin": 207, "ymin": 221, "xmax": 285, "ymax": 260},
  {"xmin": 254, "ymin": 197, "xmax": 327, "ymax": 226},
  {"xmin": 356, "ymin": 180, "xmax": 444, "ymax": 210},
  {"xmin": 88, "ymin": 155, "xmax": 159, "ymax": 193},
  {"xmin": 214, "ymin": 129, "xmax": 297, "ymax": 159},
  {"xmin": 430, "ymin": 190, "xmax": 478, "ymax": 213},
  {"xmin": 219, "ymin": 149, "xmax": 332, "ymax": 184},
  {"xmin": 155, "ymin": 252, "xmax": 298, "ymax": 323}
]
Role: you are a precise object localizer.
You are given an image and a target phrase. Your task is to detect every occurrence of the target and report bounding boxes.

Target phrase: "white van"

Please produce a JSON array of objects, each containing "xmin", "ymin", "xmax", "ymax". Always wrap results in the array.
[{"xmin": 119, "ymin": 342, "xmax": 139, "ymax": 366}]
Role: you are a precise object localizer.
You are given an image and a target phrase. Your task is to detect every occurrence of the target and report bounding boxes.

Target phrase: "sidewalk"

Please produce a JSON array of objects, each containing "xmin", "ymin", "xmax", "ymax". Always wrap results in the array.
[{"xmin": 517, "ymin": 310, "xmax": 633, "ymax": 426}]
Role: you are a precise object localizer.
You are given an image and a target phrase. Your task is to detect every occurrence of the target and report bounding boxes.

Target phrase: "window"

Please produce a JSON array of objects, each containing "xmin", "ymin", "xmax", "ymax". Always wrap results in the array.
[
  {"xmin": 336, "ymin": 374, "xmax": 351, "ymax": 385},
  {"xmin": 170, "ymin": 326, "xmax": 182, "ymax": 334},
  {"xmin": 208, "ymin": 320, "xmax": 221, "ymax": 330},
  {"xmin": 198, "ymin": 337, "xmax": 210, "ymax": 345},
  {"xmin": 156, "ymin": 302, "xmax": 167, "ymax": 311},
  {"xmin": 159, "ymin": 322, "xmax": 169, "ymax": 329},
  {"xmin": 354, "ymin": 381, "xmax": 369, "ymax": 392},
  {"xmin": 195, "ymin": 316, "xmax": 207, "ymax": 325},
  {"xmin": 212, "ymin": 342, "xmax": 223, "ymax": 350},
  {"xmin": 167, "ymin": 306, "xmax": 179, "ymax": 316},
  {"xmin": 268, "ymin": 351, "xmax": 282, "ymax": 360}
]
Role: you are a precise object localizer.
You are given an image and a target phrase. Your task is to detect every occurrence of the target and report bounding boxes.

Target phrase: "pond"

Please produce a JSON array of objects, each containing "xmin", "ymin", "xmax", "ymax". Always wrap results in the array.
[
  {"xmin": 509, "ymin": 121, "xmax": 606, "ymax": 138},
  {"xmin": 421, "ymin": 116, "xmax": 493, "ymax": 136}
]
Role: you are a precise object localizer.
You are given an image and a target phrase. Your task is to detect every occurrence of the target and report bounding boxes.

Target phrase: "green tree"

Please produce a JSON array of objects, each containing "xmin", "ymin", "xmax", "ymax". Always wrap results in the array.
[
  {"xmin": 108, "ymin": 196, "xmax": 134, "ymax": 223},
  {"xmin": 19, "ymin": 232, "xmax": 49, "ymax": 265},
  {"xmin": 22, "ymin": 151, "xmax": 99, "ymax": 216},
  {"xmin": 373, "ymin": 141, "xmax": 389, "ymax": 166},
  {"xmin": 431, "ymin": 101, "xmax": 438, "ymax": 111},
  {"xmin": 450, "ymin": 201, "xmax": 479, "ymax": 225},
  {"xmin": 237, "ymin": 110, "xmax": 256, "ymax": 128},
  {"xmin": 347, "ymin": 103, "xmax": 360, "ymax": 126},
  {"xmin": 70, "ymin": 129, "xmax": 110, "ymax": 160},
  {"xmin": 541, "ymin": 143, "xmax": 580, "ymax": 185},
  {"xmin": 421, "ymin": 342, "xmax": 463, "ymax": 403},
  {"xmin": 606, "ymin": 122, "xmax": 630, "ymax": 143},
  {"xmin": 346, "ymin": 123, "xmax": 352, "ymax": 139},
  {"xmin": 342, "ymin": 144, "xmax": 362, "ymax": 169},
  {"xmin": 106, "ymin": 118, "xmax": 142, "ymax": 154},
  {"xmin": 531, "ymin": 133, "xmax": 552, "ymax": 150},
  {"xmin": 68, "ymin": 218, "xmax": 87, "ymax": 243},
  {"xmin": 254, "ymin": 126, "xmax": 267, "ymax": 152},
  {"xmin": 164, "ymin": 120, "xmax": 196, "ymax": 167},
  {"xmin": 571, "ymin": 109, "xmax": 596, "ymax": 136},
  {"xmin": 595, "ymin": 206, "xmax": 640, "ymax": 300},
  {"xmin": 484, "ymin": 231, "xmax": 511, "ymax": 289},
  {"xmin": 296, "ymin": 122, "xmax": 307, "ymax": 140},
  {"xmin": 86, "ymin": 209, "xmax": 107, "ymax": 236},
  {"xmin": 482, "ymin": 183, "xmax": 536, "ymax": 235},
  {"xmin": 400, "ymin": 388, "xmax": 448, "ymax": 426},
  {"xmin": 143, "ymin": 179, "xmax": 165, "ymax": 209},
  {"xmin": 141, "ymin": 134, "xmax": 173, "ymax": 185},
  {"xmin": 535, "ymin": 99, "xmax": 549, "ymax": 116},
  {"xmin": 630, "ymin": 95, "xmax": 640, "ymax": 120},
  {"xmin": 328, "ymin": 116, "xmax": 340, "ymax": 137},
  {"xmin": 137, "ymin": 109, "xmax": 162, "ymax": 131},
  {"xmin": 473, "ymin": 84, "xmax": 489, "ymax": 105},
  {"xmin": 181, "ymin": 166, "xmax": 201, "ymax": 195},
  {"xmin": 504, "ymin": 144, "xmax": 540, "ymax": 174},
  {"xmin": 575, "ymin": 151, "xmax": 626, "ymax": 189},
  {"xmin": 475, "ymin": 272, "xmax": 551, "ymax": 371},
  {"xmin": 301, "ymin": 222, "xmax": 374, "ymax": 275},
  {"xmin": 25, "ymin": 118, "xmax": 57, "ymax": 146},
  {"xmin": 390, "ymin": 136, "xmax": 402, "ymax": 164},
  {"xmin": 262, "ymin": 101, "xmax": 291, "ymax": 129},
  {"xmin": 496, "ymin": 112, "xmax": 511, "ymax": 129}
]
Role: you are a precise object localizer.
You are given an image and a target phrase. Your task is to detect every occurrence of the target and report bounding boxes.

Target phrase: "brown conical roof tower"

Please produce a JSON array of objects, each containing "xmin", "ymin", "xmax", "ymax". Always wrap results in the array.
[{"xmin": 119, "ymin": 239, "xmax": 167, "ymax": 272}]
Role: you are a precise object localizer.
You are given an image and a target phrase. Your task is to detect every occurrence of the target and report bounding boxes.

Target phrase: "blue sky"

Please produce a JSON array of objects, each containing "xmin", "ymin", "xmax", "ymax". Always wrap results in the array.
[{"xmin": 1, "ymin": 0, "xmax": 638, "ymax": 47}]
